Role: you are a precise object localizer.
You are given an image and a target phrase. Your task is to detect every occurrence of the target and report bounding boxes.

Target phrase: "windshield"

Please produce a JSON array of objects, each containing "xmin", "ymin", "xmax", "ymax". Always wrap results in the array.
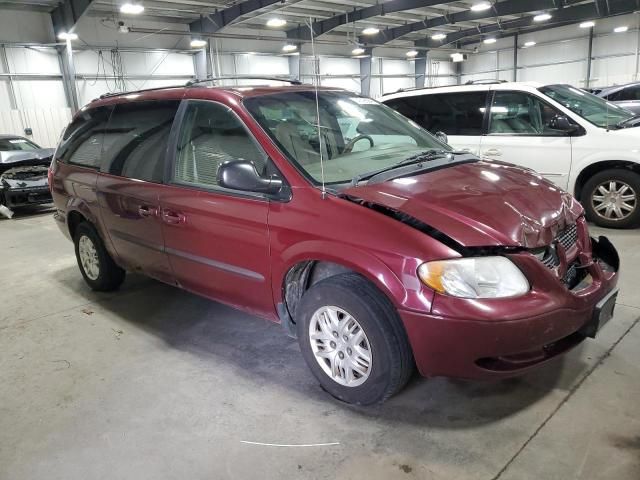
[
  {"xmin": 539, "ymin": 84, "xmax": 634, "ymax": 128},
  {"xmin": 0, "ymin": 137, "xmax": 40, "ymax": 151},
  {"xmin": 243, "ymin": 90, "xmax": 449, "ymax": 185}
]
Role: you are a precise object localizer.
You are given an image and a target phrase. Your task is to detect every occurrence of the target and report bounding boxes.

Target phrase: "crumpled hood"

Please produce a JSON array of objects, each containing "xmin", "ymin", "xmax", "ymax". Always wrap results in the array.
[
  {"xmin": 0, "ymin": 148, "xmax": 55, "ymax": 165},
  {"xmin": 342, "ymin": 160, "xmax": 583, "ymax": 248}
]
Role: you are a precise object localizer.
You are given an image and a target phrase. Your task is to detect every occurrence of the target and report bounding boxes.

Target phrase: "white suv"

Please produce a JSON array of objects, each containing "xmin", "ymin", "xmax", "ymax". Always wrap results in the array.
[{"xmin": 382, "ymin": 81, "xmax": 640, "ymax": 228}]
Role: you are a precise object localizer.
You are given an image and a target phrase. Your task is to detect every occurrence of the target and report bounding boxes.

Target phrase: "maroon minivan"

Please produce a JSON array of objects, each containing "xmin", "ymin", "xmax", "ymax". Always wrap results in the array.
[{"xmin": 50, "ymin": 82, "xmax": 620, "ymax": 405}]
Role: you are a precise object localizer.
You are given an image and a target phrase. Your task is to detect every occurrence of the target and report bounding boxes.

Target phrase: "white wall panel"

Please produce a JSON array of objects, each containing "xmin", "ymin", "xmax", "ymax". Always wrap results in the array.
[
  {"xmin": 5, "ymin": 48, "xmax": 60, "ymax": 75},
  {"xmin": 0, "ymin": 108, "xmax": 71, "ymax": 148}
]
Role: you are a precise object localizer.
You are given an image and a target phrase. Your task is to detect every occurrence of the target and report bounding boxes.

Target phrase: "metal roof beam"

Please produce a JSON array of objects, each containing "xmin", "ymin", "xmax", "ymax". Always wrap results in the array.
[
  {"xmin": 50, "ymin": 0, "xmax": 94, "ymax": 36},
  {"xmin": 286, "ymin": 0, "xmax": 447, "ymax": 41},
  {"xmin": 190, "ymin": 0, "xmax": 284, "ymax": 34},
  {"xmin": 417, "ymin": 0, "xmax": 638, "ymax": 49},
  {"xmin": 363, "ymin": 0, "xmax": 557, "ymax": 45}
]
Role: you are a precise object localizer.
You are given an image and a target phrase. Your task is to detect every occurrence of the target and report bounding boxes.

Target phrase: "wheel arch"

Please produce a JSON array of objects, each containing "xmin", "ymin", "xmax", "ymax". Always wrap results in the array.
[
  {"xmin": 274, "ymin": 244, "xmax": 408, "ymax": 333},
  {"xmin": 574, "ymin": 160, "xmax": 640, "ymax": 200}
]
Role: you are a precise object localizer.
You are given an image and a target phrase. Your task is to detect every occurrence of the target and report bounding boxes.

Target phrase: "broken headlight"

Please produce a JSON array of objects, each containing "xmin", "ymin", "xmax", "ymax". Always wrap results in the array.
[{"xmin": 417, "ymin": 257, "xmax": 530, "ymax": 298}]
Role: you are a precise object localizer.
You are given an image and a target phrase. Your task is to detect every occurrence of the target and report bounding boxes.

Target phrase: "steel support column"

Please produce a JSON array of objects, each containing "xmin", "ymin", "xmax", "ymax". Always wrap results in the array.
[
  {"xmin": 586, "ymin": 26, "xmax": 594, "ymax": 88},
  {"xmin": 58, "ymin": 41, "xmax": 79, "ymax": 113},
  {"xmin": 0, "ymin": 46, "xmax": 18, "ymax": 109},
  {"xmin": 360, "ymin": 48, "xmax": 373, "ymax": 96},
  {"xmin": 288, "ymin": 54, "xmax": 301, "ymax": 82},
  {"xmin": 415, "ymin": 51, "xmax": 428, "ymax": 89},
  {"xmin": 513, "ymin": 34, "xmax": 518, "ymax": 82}
]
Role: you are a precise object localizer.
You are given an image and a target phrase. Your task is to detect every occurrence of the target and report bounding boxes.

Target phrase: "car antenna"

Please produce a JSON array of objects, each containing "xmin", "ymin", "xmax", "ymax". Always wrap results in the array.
[{"xmin": 307, "ymin": 16, "xmax": 327, "ymax": 199}]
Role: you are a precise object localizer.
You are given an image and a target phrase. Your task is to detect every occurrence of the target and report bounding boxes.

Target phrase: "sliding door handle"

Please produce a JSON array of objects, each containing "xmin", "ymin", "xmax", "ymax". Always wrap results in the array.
[
  {"xmin": 161, "ymin": 209, "xmax": 186, "ymax": 225},
  {"xmin": 483, "ymin": 148, "xmax": 502, "ymax": 157},
  {"xmin": 138, "ymin": 205, "xmax": 158, "ymax": 218}
]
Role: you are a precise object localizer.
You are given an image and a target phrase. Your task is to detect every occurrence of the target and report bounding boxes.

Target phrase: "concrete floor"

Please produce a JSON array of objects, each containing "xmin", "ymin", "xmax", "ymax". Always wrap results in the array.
[{"xmin": 1, "ymin": 209, "xmax": 639, "ymax": 480}]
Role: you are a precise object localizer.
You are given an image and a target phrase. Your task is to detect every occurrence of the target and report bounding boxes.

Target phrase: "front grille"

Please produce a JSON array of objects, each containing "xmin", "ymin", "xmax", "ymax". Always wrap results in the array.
[
  {"xmin": 536, "ymin": 223, "xmax": 579, "ymax": 272},
  {"xmin": 556, "ymin": 223, "xmax": 578, "ymax": 251}
]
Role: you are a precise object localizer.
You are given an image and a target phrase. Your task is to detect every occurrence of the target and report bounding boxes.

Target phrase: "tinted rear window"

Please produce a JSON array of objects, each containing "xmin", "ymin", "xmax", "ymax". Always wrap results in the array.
[
  {"xmin": 101, "ymin": 100, "xmax": 179, "ymax": 183},
  {"xmin": 57, "ymin": 106, "xmax": 113, "ymax": 168},
  {"xmin": 385, "ymin": 91, "xmax": 487, "ymax": 136}
]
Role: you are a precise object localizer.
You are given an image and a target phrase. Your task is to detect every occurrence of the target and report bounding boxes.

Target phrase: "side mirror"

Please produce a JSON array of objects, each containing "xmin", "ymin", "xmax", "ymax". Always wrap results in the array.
[
  {"xmin": 217, "ymin": 160, "xmax": 283, "ymax": 195},
  {"xmin": 548, "ymin": 115, "xmax": 579, "ymax": 134},
  {"xmin": 434, "ymin": 131, "xmax": 448, "ymax": 144}
]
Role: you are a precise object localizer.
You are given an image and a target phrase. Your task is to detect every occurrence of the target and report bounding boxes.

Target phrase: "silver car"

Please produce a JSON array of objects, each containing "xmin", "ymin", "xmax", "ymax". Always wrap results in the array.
[
  {"xmin": 597, "ymin": 82, "xmax": 640, "ymax": 115},
  {"xmin": 0, "ymin": 135, "xmax": 53, "ymax": 217}
]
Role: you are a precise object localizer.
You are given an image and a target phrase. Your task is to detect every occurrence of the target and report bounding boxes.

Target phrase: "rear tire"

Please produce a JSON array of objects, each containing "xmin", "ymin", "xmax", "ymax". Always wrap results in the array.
[
  {"xmin": 74, "ymin": 222, "xmax": 125, "ymax": 291},
  {"xmin": 582, "ymin": 169, "xmax": 640, "ymax": 228},
  {"xmin": 296, "ymin": 273, "xmax": 414, "ymax": 405}
]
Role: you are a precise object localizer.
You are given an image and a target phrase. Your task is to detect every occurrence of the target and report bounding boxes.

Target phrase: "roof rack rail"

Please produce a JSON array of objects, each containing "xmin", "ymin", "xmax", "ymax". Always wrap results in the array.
[
  {"xmin": 186, "ymin": 76, "xmax": 303, "ymax": 86},
  {"xmin": 96, "ymin": 85, "xmax": 182, "ymax": 100},
  {"xmin": 464, "ymin": 79, "xmax": 508, "ymax": 85}
]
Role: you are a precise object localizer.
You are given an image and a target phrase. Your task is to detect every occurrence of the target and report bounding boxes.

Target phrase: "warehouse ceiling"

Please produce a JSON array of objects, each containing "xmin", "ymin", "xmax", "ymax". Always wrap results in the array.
[{"xmin": 1, "ymin": 0, "xmax": 638, "ymax": 49}]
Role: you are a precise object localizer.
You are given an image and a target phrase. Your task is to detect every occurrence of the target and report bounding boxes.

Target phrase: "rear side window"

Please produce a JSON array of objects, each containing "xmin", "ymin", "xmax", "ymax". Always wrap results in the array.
[
  {"xmin": 612, "ymin": 86, "xmax": 640, "ymax": 101},
  {"xmin": 101, "ymin": 100, "xmax": 179, "ymax": 183},
  {"xmin": 384, "ymin": 96, "xmax": 423, "ymax": 122},
  {"xmin": 386, "ymin": 92, "xmax": 486, "ymax": 136},
  {"xmin": 173, "ymin": 100, "xmax": 267, "ymax": 189},
  {"xmin": 56, "ymin": 106, "xmax": 112, "ymax": 168}
]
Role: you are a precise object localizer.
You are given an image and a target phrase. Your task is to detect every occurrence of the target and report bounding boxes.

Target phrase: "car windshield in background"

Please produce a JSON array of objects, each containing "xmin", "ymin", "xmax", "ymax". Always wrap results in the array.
[
  {"xmin": 540, "ymin": 84, "xmax": 634, "ymax": 128},
  {"xmin": 0, "ymin": 137, "xmax": 39, "ymax": 151},
  {"xmin": 243, "ymin": 90, "xmax": 449, "ymax": 185}
]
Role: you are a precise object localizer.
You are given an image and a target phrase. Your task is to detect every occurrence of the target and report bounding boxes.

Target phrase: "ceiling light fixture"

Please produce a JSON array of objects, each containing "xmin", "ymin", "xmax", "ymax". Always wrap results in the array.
[
  {"xmin": 524, "ymin": 41, "xmax": 536, "ymax": 47},
  {"xmin": 533, "ymin": 13, "xmax": 552, "ymax": 22},
  {"xmin": 352, "ymin": 47, "xmax": 365, "ymax": 55},
  {"xmin": 362, "ymin": 27, "xmax": 380, "ymax": 35},
  {"xmin": 266, "ymin": 18, "xmax": 286, "ymax": 27},
  {"xmin": 450, "ymin": 52, "xmax": 465, "ymax": 62},
  {"xmin": 431, "ymin": 33, "xmax": 446, "ymax": 40},
  {"xmin": 470, "ymin": 2, "xmax": 491, "ymax": 12},
  {"xmin": 614, "ymin": 26, "xmax": 629, "ymax": 33},
  {"xmin": 58, "ymin": 32, "xmax": 78, "ymax": 41},
  {"xmin": 406, "ymin": 50, "xmax": 418, "ymax": 57},
  {"xmin": 282, "ymin": 43, "xmax": 298, "ymax": 52},
  {"xmin": 483, "ymin": 37, "xmax": 497, "ymax": 44},
  {"xmin": 579, "ymin": 21, "xmax": 595, "ymax": 28},
  {"xmin": 120, "ymin": 2, "xmax": 144, "ymax": 14},
  {"xmin": 190, "ymin": 39, "xmax": 207, "ymax": 48}
]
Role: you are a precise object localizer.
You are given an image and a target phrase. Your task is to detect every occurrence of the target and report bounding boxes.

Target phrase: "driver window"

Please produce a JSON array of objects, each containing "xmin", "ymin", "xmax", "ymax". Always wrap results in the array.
[
  {"xmin": 489, "ymin": 91, "xmax": 564, "ymax": 135},
  {"xmin": 173, "ymin": 100, "xmax": 267, "ymax": 188}
]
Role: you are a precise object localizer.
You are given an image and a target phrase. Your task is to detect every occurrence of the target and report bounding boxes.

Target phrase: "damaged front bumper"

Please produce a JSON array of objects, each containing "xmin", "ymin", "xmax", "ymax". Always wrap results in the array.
[
  {"xmin": 399, "ymin": 224, "xmax": 620, "ymax": 380},
  {"xmin": 0, "ymin": 165, "xmax": 52, "ymax": 209}
]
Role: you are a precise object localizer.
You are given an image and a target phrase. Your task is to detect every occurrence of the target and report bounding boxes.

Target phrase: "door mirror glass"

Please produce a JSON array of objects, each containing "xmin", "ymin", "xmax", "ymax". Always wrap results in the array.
[
  {"xmin": 217, "ymin": 160, "xmax": 283, "ymax": 194},
  {"xmin": 547, "ymin": 114, "xmax": 579, "ymax": 133},
  {"xmin": 434, "ymin": 131, "xmax": 448, "ymax": 144}
]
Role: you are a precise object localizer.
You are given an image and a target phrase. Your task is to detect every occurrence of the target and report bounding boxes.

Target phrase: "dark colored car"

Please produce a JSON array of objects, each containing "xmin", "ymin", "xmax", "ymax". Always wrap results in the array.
[
  {"xmin": 0, "ymin": 135, "xmax": 53, "ymax": 216},
  {"xmin": 50, "ymin": 83, "xmax": 620, "ymax": 405},
  {"xmin": 597, "ymin": 82, "xmax": 640, "ymax": 115}
]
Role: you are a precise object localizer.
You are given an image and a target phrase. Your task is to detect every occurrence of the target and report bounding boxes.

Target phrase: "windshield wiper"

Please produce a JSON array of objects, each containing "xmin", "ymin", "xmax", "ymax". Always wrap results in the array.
[
  {"xmin": 350, "ymin": 149, "xmax": 454, "ymax": 186},
  {"xmin": 616, "ymin": 114, "xmax": 640, "ymax": 128}
]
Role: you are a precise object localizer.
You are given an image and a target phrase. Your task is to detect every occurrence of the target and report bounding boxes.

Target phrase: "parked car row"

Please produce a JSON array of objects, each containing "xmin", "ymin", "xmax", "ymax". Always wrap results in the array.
[
  {"xmin": 382, "ymin": 81, "xmax": 640, "ymax": 228},
  {"xmin": 49, "ymin": 82, "xmax": 620, "ymax": 404}
]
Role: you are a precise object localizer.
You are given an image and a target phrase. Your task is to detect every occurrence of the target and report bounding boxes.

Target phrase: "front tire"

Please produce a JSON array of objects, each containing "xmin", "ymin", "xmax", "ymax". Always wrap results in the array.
[
  {"xmin": 296, "ymin": 273, "xmax": 414, "ymax": 405},
  {"xmin": 74, "ymin": 222, "xmax": 125, "ymax": 291},
  {"xmin": 582, "ymin": 169, "xmax": 640, "ymax": 228}
]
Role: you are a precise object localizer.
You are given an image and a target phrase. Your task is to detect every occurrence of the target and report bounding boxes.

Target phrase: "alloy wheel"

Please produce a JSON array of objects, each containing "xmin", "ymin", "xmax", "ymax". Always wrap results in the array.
[
  {"xmin": 591, "ymin": 180, "xmax": 637, "ymax": 221},
  {"xmin": 78, "ymin": 235, "xmax": 100, "ymax": 280}
]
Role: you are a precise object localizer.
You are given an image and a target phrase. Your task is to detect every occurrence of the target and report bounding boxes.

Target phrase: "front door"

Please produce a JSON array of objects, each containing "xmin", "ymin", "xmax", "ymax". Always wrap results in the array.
[
  {"xmin": 159, "ymin": 99, "xmax": 274, "ymax": 317},
  {"xmin": 480, "ymin": 90, "xmax": 573, "ymax": 190},
  {"xmin": 97, "ymin": 99, "xmax": 180, "ymax": 284}
]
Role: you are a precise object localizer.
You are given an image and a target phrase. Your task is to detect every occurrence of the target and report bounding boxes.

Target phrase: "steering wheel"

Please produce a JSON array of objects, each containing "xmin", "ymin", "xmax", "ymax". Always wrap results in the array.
[{"xmin": 343, "ymin": 134, "xmax": 374, "ymax": 153}]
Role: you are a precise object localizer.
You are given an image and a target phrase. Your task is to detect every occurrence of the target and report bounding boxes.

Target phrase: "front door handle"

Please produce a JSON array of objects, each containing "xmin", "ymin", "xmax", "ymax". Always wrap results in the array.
[
  {"xmin": 483, "ymin": 148, "xmax": 502, "ymax": 157},
  {"xmin": 138, "ymin": 205, "xmax": 158, "ymax": 218},
  {"xmin": 161, "ymin": 209, "xmax": 186, "ymax": 225}
]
